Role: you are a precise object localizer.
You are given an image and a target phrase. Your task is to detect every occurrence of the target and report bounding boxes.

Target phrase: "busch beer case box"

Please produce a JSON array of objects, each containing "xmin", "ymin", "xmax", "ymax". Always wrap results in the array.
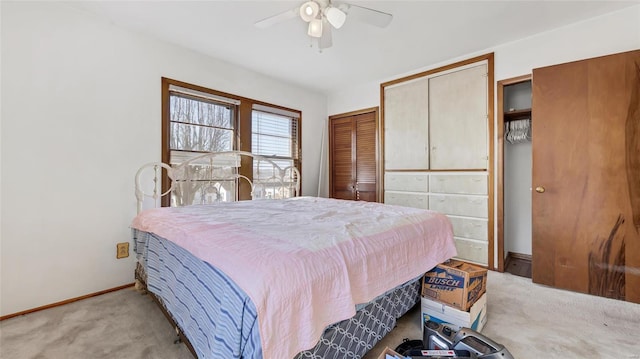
[
  {"xmin": 421, "ymin": 260, "xmax": 487, "ymax": 311},
  {"xmin": 421, "ymin": 293, "xmax": 487, "ymax": 336}
]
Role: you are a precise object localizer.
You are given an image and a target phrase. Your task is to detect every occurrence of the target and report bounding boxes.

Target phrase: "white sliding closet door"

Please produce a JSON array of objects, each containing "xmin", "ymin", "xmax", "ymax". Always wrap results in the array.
[
  {"xmin": 382, "ymin": 55, "xmax": 493, "ymax": 267},
  {"xmin": 383, "ymin": 77, "xmax": 429, "ymax": 170},
  {"xmin": 429, "ymin": 64, "xmax": 488, "ymax": 170}
]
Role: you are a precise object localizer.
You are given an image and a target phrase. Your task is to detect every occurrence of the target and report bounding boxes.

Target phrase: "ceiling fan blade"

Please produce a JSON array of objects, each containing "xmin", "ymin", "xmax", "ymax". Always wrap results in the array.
[
  {"xmin": 254, "ymin": 6, "xmax": 299, "ymax": 29},
  {"xmin": 341, "ymin": 3, "xmax": 393, "ymax": 28},
  {"xmin": 318, "ymin": 20, "xmax": 333, "ymax": 49}
]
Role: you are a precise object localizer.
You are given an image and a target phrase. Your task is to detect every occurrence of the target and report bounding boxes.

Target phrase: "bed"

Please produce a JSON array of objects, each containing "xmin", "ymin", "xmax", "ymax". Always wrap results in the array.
[{"xmin": 131, "ymin": 151, "xmax": 457, "ymax": 359}]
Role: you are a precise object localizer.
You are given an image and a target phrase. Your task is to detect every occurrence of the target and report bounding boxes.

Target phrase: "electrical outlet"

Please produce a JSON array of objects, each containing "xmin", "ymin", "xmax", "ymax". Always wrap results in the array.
[{"xmin": 116, "ymin": 242, "xmax": 129, "ymax": 259}]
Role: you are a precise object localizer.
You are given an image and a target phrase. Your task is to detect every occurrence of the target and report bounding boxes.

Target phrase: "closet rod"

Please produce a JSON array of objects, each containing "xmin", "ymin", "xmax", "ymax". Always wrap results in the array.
[{"xmin": 504, "ymin": 108, "xmax": 532, "ymax": 122}]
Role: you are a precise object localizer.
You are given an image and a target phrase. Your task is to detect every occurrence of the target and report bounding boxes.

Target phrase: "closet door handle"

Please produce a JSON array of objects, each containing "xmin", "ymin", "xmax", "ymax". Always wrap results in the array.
[{"xmin": 535, "ymin": 186, "xmax": 546, "ymax": 193}]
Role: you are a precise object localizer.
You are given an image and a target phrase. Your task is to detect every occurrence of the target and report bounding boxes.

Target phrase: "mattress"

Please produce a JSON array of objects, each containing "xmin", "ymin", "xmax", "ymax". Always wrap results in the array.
[{"xmin": 131, "ymin": 197, "xmax": 456, "ymax": 358}]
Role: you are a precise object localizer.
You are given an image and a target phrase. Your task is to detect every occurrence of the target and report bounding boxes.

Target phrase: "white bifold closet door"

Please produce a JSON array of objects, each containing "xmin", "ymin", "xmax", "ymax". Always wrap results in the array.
[{"xmin": 428, "ymin": 64, "xmax": 488, "ymax": 170}]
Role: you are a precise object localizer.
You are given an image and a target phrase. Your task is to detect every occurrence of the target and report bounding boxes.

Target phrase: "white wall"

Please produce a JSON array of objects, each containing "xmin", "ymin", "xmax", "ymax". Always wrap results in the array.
[
  {"xmin": 504, "ymin": 142, "xmax": 532, "ymax": 256},
  {"xmin": 0, "ymin": 2, "xmax": 326, "ymax": 316},
  {"xmin": 329, "ymin": 5, "xmax": 640, "ymax": 114},
  {"xmin": 327, "ymin": 5, "xmax": 640, "ymax": 265}
]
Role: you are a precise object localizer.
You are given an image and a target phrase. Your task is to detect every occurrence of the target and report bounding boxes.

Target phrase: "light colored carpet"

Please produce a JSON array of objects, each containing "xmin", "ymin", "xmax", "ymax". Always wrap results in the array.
[
  {"xmin": 0, "ymin": 287, "xmax": 193, "ymax": 359},
  {"xmin": 364, "ymin": 271, "xmax": 640, "ymax": 359},
  {"xmin": 2, "ymin": 271, "xmax": 639, "ymax": 359}
]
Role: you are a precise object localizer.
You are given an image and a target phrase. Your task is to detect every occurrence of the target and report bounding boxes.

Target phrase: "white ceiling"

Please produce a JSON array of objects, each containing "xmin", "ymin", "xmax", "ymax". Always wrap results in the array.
[{"xmin": 66, "ymin": 1, "xmax": 638, "ymax": 94}]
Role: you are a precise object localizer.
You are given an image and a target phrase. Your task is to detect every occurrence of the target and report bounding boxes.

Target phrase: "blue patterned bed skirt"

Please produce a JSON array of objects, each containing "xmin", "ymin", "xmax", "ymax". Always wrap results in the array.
[{"xmin": 133, "ymin": 229, "xmax": 420, "ymax": 359}]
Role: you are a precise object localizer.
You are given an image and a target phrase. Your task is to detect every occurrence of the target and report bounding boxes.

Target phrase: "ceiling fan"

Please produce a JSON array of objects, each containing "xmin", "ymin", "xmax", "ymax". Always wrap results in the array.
[{"xmin": 254, "ymin": 0, "xmax": 393, "ymax": 50}]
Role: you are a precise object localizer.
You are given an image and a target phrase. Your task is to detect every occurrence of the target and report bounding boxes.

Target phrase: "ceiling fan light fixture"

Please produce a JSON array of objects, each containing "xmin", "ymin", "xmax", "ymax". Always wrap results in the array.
[
  {"xmin": 308, "ymin": 19, "xmax": 323, "ymax": 38},
  {"xmin": 299, "ymin": 1, "xmax": 320, "ymax": 22},
  {"xmin": 325, "ymin": 6, "xmax": 346, "ymax": 29}
]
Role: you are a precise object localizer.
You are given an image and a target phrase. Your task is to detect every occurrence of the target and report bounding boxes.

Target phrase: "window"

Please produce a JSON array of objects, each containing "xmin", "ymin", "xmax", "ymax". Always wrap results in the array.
[
  {"xmin": 166, "ymin": 84, "xmax": 240, "ymax": 205},
  {"xmin": 252, "ymin": 105, "xmax": 300, "ymax": 199},
  {"xmin": 162, "ymin": 78, "xmax": 301, "ymax": 205},
  {"xmin": 169, "ymin": 93, "xmax": 235, "ymax": 155}
]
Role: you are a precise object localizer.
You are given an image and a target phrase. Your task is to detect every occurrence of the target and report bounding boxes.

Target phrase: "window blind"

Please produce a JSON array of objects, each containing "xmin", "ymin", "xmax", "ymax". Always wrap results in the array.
[
  {"xmin": 169, "ymin": 84, "xmax": 241, "ymax": 105},
  {"xmin": 251, "ymin": 110, "xmax": 299, "ymax": 160}
]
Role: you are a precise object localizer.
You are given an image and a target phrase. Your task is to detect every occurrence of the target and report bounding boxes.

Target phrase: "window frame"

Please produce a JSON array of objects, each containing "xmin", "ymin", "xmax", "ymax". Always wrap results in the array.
[{"xmin": 161, "ymin": 77, "xmax": 302, "ymax": 205}]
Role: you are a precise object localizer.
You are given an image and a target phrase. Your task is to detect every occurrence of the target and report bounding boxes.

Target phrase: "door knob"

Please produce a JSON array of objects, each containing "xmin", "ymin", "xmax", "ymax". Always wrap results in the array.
[{"xmin": 535, "ymin": 186, "xmax": 546, "ymax": 193}]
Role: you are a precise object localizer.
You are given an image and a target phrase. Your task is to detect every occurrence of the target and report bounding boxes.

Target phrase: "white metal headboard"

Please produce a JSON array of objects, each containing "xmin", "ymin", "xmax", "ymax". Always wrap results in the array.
[{"xmin": 135, "ymin": 151, "xmax": 300, "ymax": 213}]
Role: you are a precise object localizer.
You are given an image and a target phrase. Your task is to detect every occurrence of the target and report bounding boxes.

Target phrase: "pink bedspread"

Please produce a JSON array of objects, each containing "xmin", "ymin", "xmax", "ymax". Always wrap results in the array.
[{"xmin": 131, "ymin": 196, "xmax": 456, "ymax": 359}]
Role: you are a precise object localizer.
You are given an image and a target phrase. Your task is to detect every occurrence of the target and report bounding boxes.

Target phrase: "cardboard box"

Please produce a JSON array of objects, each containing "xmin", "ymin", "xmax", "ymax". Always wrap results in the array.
[
  {"xmin": 421, "ymin": 260, "xmax": 487, "ymax": 311},
  {"xmin": 375, "ymin": 346, "xmax": 404, "ymax": 359},
  {"xmin": 421, "ymin": 293, "xmax": 487, "ymax": 336}
]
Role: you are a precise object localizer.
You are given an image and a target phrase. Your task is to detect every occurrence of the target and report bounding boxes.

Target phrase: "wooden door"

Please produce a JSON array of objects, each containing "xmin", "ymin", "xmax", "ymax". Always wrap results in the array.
[
  {"xmin": 330, "ymin": 117, "xmax": 354, "ymax": 200},
  {"xmin": 354, "ymin": 114, "xmax": 377, "ymax": 201},
  {"xmin": 329, "ymin": 109, "xmax": 378, "ymax": 202},
  {"xmin": 532, "ymin": 50, "xmax": 640, "ymax": 303}
]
